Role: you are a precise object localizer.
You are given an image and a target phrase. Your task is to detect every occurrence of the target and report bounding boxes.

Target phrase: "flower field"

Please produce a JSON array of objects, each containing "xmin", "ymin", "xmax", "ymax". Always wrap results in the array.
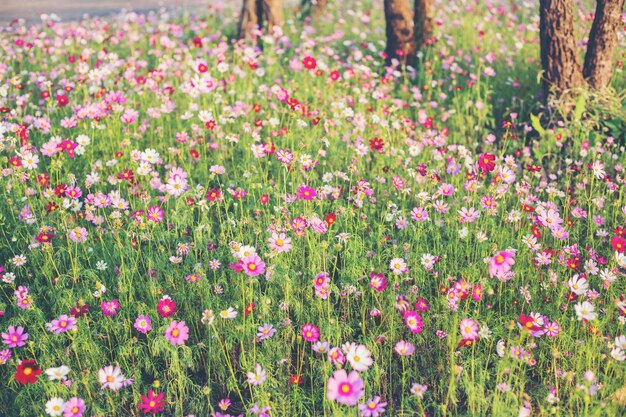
[{"xmin": 0, "ymin": 1, "xmax": 625, "ymax": 416}]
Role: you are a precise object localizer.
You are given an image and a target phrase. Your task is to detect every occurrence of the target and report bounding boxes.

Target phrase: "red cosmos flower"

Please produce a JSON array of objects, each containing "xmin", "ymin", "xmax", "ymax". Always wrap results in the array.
[
  {"xmin": 615, "ymin": 226, "xmax": 626, "ymax": 238},
  {"xmin": 37, "ymin": 173, "xmax": 50, "ymax": 187},
  {"xmin": 138, "ymin": 390, "xmax": 166, "ymax": 414},
  {"xmin": 244, "ymin": 303, "xmax": 255, "ymax": 317},
  {"xmin": 290, "ymin": 374, "xmax": 303, "ymax": 384},
  {"xmin": 206, "ymin": 188, "xmax": 221, "ymax": 201},
  {"xmin": 70, "ymin": 301, "xmax": 90, "ymax": 318},
  {"xmin": 458, "ymin": 339, "xmax": 475, "ymax": 348},
  {"xmin": 567, "ymin": 257, "xmax": 581, "ymax": 270},
  {"xmin": 189, "ymin": 149, "xmax": 200, "ymax": 160},
  {"xmin": 193, "ymin": 36, "xmax": 202, "ymax": 47},
  {"xmin": 478, "ymin": 153, "xmax": 496, "ymax": 173},
  {"xmin": 531, "ymin": 224, "xmax": 542, "ymax": 239},
  {"xmin": 197, "ymin": 63, "xmax": 208, "ymax": 73},
  {"xmin": 369, "ymin": 138, "xmax": 384, "ymax": 152},
  {"xmin": 15, "ymin": 359, "xmax": 42, "ymax": 385},
  {"xmin": 9, "ymin": 156, "xmax": 21, "ymax": 167},
  {"xmin": 519, "ymin": 314, "xmax": 541, "ymax": 332},
  {"xmin": 205, "ymin": 120, "xmax": 216, "ymax": 130},
  {"xmin": 302, "ymin": 56, "xmax": 317, "ymax": 70},
  {"xmin": 259, "ymin": 194, "xmax": 269, "ymax": 204},
  {"xmin": 325, "ymin": 213, "xmax": 336, "ymax": 226},
  {"xmin": 612, "ymin": 236, "xmax": 626, "ymax": 253},
  {"xmin": 35, "ymin": 232, "xmax": 54, "ymax": 244},
  {"xmin": 56, "ymin": 94, "xmax": 69, "ymax": 107},
  {"xmin": 329, "ymin": 70, "xmax": 340, "ymax": 81}
]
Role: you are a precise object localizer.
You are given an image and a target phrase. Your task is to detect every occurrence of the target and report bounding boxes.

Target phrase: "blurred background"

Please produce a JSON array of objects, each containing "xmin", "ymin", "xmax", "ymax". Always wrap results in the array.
[{"xmin": 0, "ymin": 0, "xmax": 222, "ymax": 23}]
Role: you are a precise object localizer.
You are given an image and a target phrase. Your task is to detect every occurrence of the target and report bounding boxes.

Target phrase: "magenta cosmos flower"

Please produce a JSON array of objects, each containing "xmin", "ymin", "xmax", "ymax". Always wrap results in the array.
[
  {"xmin": 2, "ymin": 325, "xmax": 28, "ymax": 348},
  {"xmin": 164, "ymin": 320, "xmax": 189, "ymax": 345},
  {"xmin": 404, "ymin": 311, "xmax": 424, "ymax": 334},
  {"xmin": 489, "ymin": 250, "xmax": 515, "ymax": 279},
  {"xmin": 241, "ymin": 254, "xmax": 265, "ymax": 277},
  {"xmin": 146, "ymin": 206, "xmax": 164, "ymax": 223},
  {"xmin": 298, "ymin": 185, "xmax": 316, "ymax": 201},
  {"xmin": 100, "ymin": 299, "xmax": 120, "ymax": 317},
  {"xmin": 301, "ymin": 324, "xmax": 320, "ymax": 342},
  {"xmin": 326, "ymin": 369, "xmax": 364, "ymax": 406}
]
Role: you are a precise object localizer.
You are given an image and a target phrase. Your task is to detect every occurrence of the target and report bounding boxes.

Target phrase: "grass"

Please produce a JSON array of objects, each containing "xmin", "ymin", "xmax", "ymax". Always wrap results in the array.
[{"xmin": 0, "ymin": 0, "xmax": 625, "ymax": 416}]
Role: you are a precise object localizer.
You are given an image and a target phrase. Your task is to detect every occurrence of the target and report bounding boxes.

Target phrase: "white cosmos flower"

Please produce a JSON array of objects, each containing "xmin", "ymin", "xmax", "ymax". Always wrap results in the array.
[
  {"xmin": 45, "ymin": 397, "xmax": 66, "ymax": 417},
  {"xmin": 98, "ymin": 365, "xmax": 127, "ymax": 391},
  {"xmin": 574, "ymin": 301, "xmax": 597, "ymax": 321},
  {"xmin": 45, "ymin": 365, "xmax": 70, "ymax": 381},
  {"xmin": 346, "ymin": 344, "xmax": 373, "ymax": 372}
]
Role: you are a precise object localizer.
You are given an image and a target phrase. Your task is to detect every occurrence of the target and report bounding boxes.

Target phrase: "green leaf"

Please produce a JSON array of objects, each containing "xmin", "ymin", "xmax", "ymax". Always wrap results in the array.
[
  {"xmin": 573, "ymin": 94, "xmax": 586, "ymax": 121},
  {"xmin": 530, "ymin": 113, "xmax": 545, "ymax": 136}
]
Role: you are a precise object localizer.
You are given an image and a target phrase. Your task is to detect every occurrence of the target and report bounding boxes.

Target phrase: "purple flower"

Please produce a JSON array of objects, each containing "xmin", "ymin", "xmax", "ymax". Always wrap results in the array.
[{"xmin": 2, "ymin": 325, "xmax": 28, "ymax": 348}]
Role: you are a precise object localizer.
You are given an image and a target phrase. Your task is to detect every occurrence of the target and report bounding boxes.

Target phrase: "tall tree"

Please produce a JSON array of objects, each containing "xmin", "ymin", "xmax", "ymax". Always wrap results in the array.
[
  {"xmin": 238, "ymin": 0, "xmax": 259, "ymax": 39},
  {"xmin": 258, "ymin": 0, "xmax": 284, "ymax": 31},
  {"xmin": 539, "ymin": 0, "xmax": 585, "ymax": 97},
  {"xmin": 583, "ymin": 0, "xmax": 626, "ymax": 89},
  {"xmin": 237, "ymin": 0, "xmax": 284, "ymax": 39},
  {"xmin": 414, "ymin": 0, "xmax": 435, "ymax": 48},
  {"xmin": 384, "ymin": 0, "xmax": 416, "ymax": 67}
]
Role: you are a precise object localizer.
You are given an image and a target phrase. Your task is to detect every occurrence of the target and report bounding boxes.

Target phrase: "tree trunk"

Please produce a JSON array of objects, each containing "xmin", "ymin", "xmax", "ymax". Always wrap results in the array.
[
  {"xmin": 539, "ymin": 0, "xmax": 585, "ymax": 98},
  {"xmin": 237, "ymin": 0, "xmax": 258, "ymax": 39},
  {"xmin": 414, "ymin": 0, "xmax": 435, "ymax": 48},
  {"xmin": 384, "ymin": 0, "xmax": 416, "ymax": 67},
  {"xmin": 258, "ymin": 0, "xmax": 284, "ymax": 31},
  {"xmin": 313, "ymin": 0, "xmax": 328, "ymax": 17},
  {"xmin": 582, "ymin": 0, "xmax": 626, "ymax": 89}
]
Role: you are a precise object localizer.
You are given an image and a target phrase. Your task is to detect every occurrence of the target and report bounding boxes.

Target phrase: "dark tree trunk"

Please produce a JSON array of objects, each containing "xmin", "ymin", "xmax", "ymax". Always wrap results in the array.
[
  {"xmin": 237, "ymin": 0, "xmax": 258, "ymax": 39},
  {"xmin": 384, "ymin": 0, "xmax": 416, "ymax": 67},
  {"xmin": 258, "ymin": 0, "xmax": 284, "ymax": 31},
  {"xmin": 414, "ymin": 0, "xmax": 435, "ymax": 48},
  {"xmin": 539, "ymin": 0, "xmax": 585, "ymax": 97},
  {"xmin": 583, "ymin": 0, "xmax": 626, "ymax": 89}
]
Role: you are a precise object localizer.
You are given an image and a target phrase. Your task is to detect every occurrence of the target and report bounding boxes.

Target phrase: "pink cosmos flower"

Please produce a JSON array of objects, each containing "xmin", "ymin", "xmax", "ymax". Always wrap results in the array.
[
  {"xmin": 268, "ymin": 233, "xmax": 292, "ymax": 253},
  {"xmin": 241, "ymin": 255, "xmax": 265, "ymax": 277},
  {"xmin": 2, "ymin": 325, "xmax": 28, "ymax": 348},
  {"xmin": 301, "ymin": 324, "xmax": 320, "ymax": 342},
  {"xmin": 134, "ymin": 315, "xmax": 152, "ymax": 334},
  {"xmin": 489, "ymin": 250, "xmax": 516, "ymax": 279},
  {"xmin": 358, "ymin": 396, "xmax": 387, "ymax": 417},
  {"xmin": 326, "ymin": 369, "xmax": 364, "ymax": 406},
  {"xmin": 100, "ymin": 299, "xmax": 120, "ymax": 317},
  {"xmin": 328, "ymin": 347, "xmax": 346, "ymax": 365},
  {"xmin": 404, "ymin": 311, "xmax": 424, "ymax": 334},
  {"xmin": 146, "ymin": 206, "xmax": 164, "ymax": 222},
  {"xmin": 67, "ymin": 227, "xmax": 88, "ymax": 243},
  {"xmin": 63, "ymin": 397, "xmax": 85, "ymax": 417},
  {"xmin": 459, "ymin": 318, "xmax": 479, "ymax": 341},
  {"xmin": 309, "ymin": 216, "xmax": 327, "ymax": 234},
  {"xmin": 394, "ymin": 340, "xmax": 415, "ymax": 356},
  {"xmin": 46, "ymin": 315, "xmax": 78, "ymax": 334},
  {"xmin": 369, "ymin": 273, "xmax": 388, "ymax": 292},
  {"xmin": 164, "ymin": 320, "xmax": 189, "ymax": 345}
]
